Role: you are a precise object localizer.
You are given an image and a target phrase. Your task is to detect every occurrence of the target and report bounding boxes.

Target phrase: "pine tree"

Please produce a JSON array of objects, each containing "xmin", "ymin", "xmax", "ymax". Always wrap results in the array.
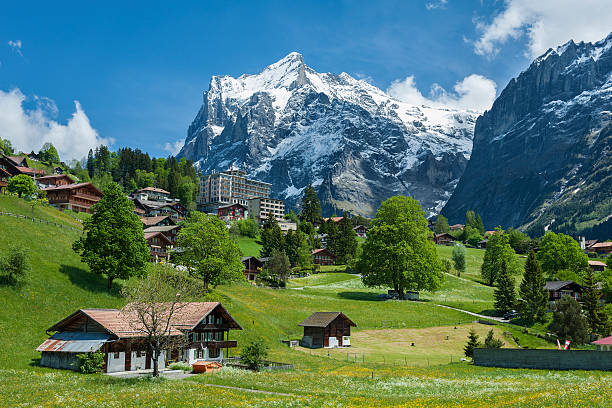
[
  {"xmin": 336, "ymin": 216, "xmax": 358, "ymax": 264},
  {"xmin": 260, "ymin": 216, "xmax": 284, "ymax": 257},
  {"xmin": 86, "ymin": 149, "xmax": 95, "ymax": 178},
  {"xmin": 518, "ymin": 251, "xmax": 548, "ymax": 323},
  {"xmin": 464, "ymin": 329, "xmax": 481, "ymax": 358},
  {"xmin": 494, "ymin": 261, "xmax": 516, "ymax": 315},
  {"xmin": 548, "ymin": 295, "xmax": 589, "ymax": 344},
  {"xmin": 484, "ymin": 329, "xmax": 504, "ymax": 348},
  {"xmin": 582, "ymin": 267, "xmax": 609, "ymax": 336},
  {"xmin": 299, "ymin": 184, "xmax": 322, "ymax": 225},
  {"xmin": 325, "ymin": 218, "xmax": 340, "ymax": 256}
]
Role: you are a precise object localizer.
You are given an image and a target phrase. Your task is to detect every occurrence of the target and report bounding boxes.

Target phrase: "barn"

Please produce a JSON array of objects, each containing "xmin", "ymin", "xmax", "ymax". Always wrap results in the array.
[{"xmin": 298, "ymin": 312, "xmax": 356, "ymax": 348}]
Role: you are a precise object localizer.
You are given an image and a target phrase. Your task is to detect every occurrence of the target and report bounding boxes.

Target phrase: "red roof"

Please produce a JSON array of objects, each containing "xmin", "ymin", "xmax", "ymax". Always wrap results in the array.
[
  {"xmin": 593, "ymin": 336, "xmax": 612, "ymax": 345},
  {"xmin": 15, "ymin": 166, "xmax": 46, "ymax": 176},
  {"xmin": 144, "ymin": 231, "xmax": 173, "ymax": 245},
  {"xmin": 42, "ymin": 182, "xmax": 102, "ymax": 195}
]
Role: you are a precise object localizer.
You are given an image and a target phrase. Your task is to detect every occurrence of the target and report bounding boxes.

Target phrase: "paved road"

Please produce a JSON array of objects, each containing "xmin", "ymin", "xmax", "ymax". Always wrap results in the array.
[{"xmin": 433, "ymin": 303, "xmax": 506, "ymax": 322}]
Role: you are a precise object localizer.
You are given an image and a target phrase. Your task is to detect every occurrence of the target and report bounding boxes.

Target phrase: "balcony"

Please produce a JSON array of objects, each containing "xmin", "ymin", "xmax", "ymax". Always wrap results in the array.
[{"xmin": 193, "ymin": 340, "xmax": 237, "ymax": 349}]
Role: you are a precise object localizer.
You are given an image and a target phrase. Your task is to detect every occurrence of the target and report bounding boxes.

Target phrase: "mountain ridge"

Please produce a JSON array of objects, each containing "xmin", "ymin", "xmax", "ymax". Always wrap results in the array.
[{"xmin": 179, "ymin": 52, "xmax": 478, "ymax": 216}]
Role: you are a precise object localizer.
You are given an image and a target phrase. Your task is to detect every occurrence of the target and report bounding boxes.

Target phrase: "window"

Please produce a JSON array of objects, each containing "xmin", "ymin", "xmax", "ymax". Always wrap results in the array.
[
  {"xmin": 113, "ymin": 352, "xmax": 120, "ymax": 359},
  {"xmin": 208, "ymin": 348, "xmax": 220, "ymax": 358},
  {"xmin": 136, "ymin": 350, "xmax": 142, "ymax": 358}
]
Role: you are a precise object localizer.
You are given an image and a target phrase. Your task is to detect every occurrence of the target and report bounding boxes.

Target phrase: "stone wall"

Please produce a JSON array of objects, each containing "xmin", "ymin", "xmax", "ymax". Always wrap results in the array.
[{"xmin": 473, "ymin": 348, "xmax": 612, "ymax": 371}]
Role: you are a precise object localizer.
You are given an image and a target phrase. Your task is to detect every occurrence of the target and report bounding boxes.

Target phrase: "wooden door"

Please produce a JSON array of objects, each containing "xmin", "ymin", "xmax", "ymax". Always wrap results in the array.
[
  {"xmin": 145, "ymin": 350, "xmax": 152, "ymax": 369},
  {"xmin": 124, "ymin": 345, "xmax": 132, "ymax": 371}
]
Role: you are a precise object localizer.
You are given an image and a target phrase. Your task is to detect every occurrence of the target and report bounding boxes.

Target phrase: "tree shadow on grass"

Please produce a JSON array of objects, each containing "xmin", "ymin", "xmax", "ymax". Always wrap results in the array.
[
  {"xmin": 337, "ymin": 291, "xmax": 383, "ymax": 301},
  {"xmin": 59, "ymin": 264, "xmax": 123, "ymax": 296}
]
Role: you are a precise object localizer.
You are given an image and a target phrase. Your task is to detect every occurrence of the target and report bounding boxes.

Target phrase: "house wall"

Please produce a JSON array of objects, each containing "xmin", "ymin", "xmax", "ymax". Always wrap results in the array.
[
  {"xmin": 107, "ymin": 351, "xmax": 125, "ymax": 373},
  {"xmin": 473, "ymin": 348, "xmax": 612, "ymax": 370},
  {"xmin": 40, "ymin": 351, "xmax": 80, "ymax": 371}
]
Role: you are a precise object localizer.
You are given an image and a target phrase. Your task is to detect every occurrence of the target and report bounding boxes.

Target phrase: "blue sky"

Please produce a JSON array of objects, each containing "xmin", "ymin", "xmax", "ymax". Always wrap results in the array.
[{"xmin": 1, "ymin": 0, "xmax": 611, "ymax": 161}]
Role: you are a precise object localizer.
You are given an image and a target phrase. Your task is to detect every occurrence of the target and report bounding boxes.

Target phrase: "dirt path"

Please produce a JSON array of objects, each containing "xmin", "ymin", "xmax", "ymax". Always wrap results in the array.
[{"xmin": 433, "ymin": 303, "xmax": 506, "ymax": 322}]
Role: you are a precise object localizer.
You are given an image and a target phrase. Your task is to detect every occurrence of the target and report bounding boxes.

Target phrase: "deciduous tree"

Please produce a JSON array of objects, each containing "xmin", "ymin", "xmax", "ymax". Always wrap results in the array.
[
  {"xmin": 357, "ymin": 196, "xmax": 444, "ymax": 299},
  {"xmin": 434, "ymin": 215, "xmax": 449, "ymax": 234},
  {"xmin": 452, "ymin": 244, "xmax": 466, "ymax": 276},
  {"xmin": 481, "ymin": 229, "xmax": 521, "ymax": 286},
  {"xmin": 176, "ymin": 212, "xmax": 244, "ymax": 291},
  {"xmin": 7, "ymin": 174, "xmax": 36, "ymax": 198},
  {"xmin": 73, "ymin": 182, "xmax": 149, "ymax": 290},
  {"xmin": 537, "ymin": 231, "xmax": 588, "ymax": 278}
]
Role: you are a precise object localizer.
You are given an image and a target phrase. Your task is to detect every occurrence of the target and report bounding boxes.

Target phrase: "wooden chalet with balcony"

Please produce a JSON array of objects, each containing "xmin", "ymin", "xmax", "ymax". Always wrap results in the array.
[
  {"xmin": 217, "ymin": 203, "xmax": 247, "ymax": 221},
  {"xmin": 144, "ymin": 225, "xmax": 181, "ymax": 244},
  {"xmin": 299, "ymin": 312, "xmax": 356, "ymax": 348},
  {"xmin": 43, "ymin": 182, "xmax": 102, "ymax": 213},
  {"xmin": 353, "ymin": 225, "xmax": 368, "ymax": 238},
  {"xmin": 241, "ymin": 256, "xmax": 269, "ymax": 281},
  {"xmin": 545, "ymin": 280, "xmax": 583, "ymax": 305},
  {"xmin": 0, "ymin": 154, "xmax": 46, "ymax": 178},
  {"xmin": 312, "ymin": 248, "xmax": 336, "ymax": 265},
  {"xmin": 144, "ymin": 231, "xmax": 173, "ymax": 262},
  {"xmin": 434, "ymin": 232, "xmax": 455, "ymax": 245},
  {"xmin": 36, "ymin": 302, "xmax": 242, "ymax": 373},
  {"xmin": 37, "ymin": 174, "xmax": 75, "ymax": 187}
]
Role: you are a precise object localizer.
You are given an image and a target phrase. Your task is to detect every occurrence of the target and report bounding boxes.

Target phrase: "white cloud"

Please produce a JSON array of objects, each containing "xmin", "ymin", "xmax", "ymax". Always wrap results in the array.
[
  {"xmin": 473, "ymin": 0, "xmax": 612, "ymax": 58},
  {"xmin": 163, "ymin": 139, "xmax": 185, "ymax": 156},
  {"xmin": 0, "ymin": 88, "xmax": 112, "ymax": 161},
  {"xmin": 387, "ymin": 74, "xmax": 497, "ymax": 112},
  {"xmin": 8, "ymin": 40, "xmax": 22, "ymax": 56},
  {"xmin": 425, "ymin": 0, "xmax": 447, "ymax": 11}
]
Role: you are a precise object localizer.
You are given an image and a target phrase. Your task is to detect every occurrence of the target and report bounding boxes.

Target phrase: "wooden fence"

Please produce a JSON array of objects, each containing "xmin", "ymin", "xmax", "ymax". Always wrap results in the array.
[{"xmin": 0, "ymin": 211, "xmax": 81, "ymax": 233}]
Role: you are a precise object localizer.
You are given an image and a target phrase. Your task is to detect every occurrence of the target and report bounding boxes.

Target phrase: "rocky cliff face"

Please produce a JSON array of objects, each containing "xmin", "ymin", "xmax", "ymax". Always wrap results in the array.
[
  {"xmin": 443, "ymin": 34, "xmax": 612, "ymax": 237},
  {"xmin": 179, "ymin": 52, "xmax": 477, "ymax": 216}
]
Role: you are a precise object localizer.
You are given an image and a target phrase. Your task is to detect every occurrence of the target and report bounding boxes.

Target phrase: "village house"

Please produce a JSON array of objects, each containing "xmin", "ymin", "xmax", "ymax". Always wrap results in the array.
[
  {"xmin": 544, "ymin": 280, "xmax": 583, "ymax": 304},
  {"xmin": 37, "ymin": 174, "xmax": 75, "ymax": 187},
  {"xmin": 299, "ymin": 312, "xmax": 356, "ymax": 348},
  {"xmin": 141, "ymin": 215, "xmax": 176, "ymax": 228},
  {"xmin": 217, "ymin": 203, "xmax": 247, "ymax": 221},
  {"xmin": 145, "ymin": 231, "xmax": 173, "ymax": 262},
  {"xmin": 0, "ymin": 167, "xmax": 10, "ymax": 193},
  {"xmin": 590, "ymin": 242, "xmax": 612, "ymax": 255},
  {"xmin": 132, "ymin": 198, "xmax": 181, "ymax": 219},
  {"xmin": 353, "ymin": 225, "xmax": 367, "ymax": 238},
  {"xmin": 588, "ymin": 260, "xmax": 607, "ymax": 272},
  {"xmin": 36, "ymin": 302, "xmax": 242, "ymax": 373},
  {"xmin": 131, "ymin": 187, "xmax": 171, "ymax": 202},
  {"xmin": 43, "ymin": 182, "xmax": 103, "ymax": 214},
  {"xmin": 312, "ymin": 248, "xmax": 336, "ymax": 265},
  {"xmin": 449, "ymin": 224, "xmax": 465, "ymax": 231},
  {"xmin": 278, "ymin": 220, "xmax": 298, "ymax": 233},
  {"xmin": 434, "ymin": 232, "xmax": 455, "ymax": 245},
  {"xmin": 169, "ymin": 201, "xmax": 189, "ymax": 219},
  {"xmin": 144, "ymin": 225, "xmax": 181, "ymax": 245},
  {"xmin": 241, "ymin": 256, "xmax": 269, "ymax": 282},
  {"xmin": 0, "ymin": 154, "xmax": 46, "ymax": 178},
  {"xmin": 593, "ymin": 335, "xmax": 612, "ymax": 351}
]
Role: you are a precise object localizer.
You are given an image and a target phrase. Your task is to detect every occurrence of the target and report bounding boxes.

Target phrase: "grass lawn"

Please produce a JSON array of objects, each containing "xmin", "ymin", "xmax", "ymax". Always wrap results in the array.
[
  {"xmin": 1, "ymin": 198, "xmax": 609, "ymax": 407},
  {"xmin": 234, "ymin": 235, "xmax": 262, "ymax": 257}
]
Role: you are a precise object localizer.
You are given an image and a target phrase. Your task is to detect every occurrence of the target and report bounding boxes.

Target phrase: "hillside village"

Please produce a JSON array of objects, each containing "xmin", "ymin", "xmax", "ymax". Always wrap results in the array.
[{"xmin": 1, "ymin": 141, "xmax": 611, "ymax": 406}]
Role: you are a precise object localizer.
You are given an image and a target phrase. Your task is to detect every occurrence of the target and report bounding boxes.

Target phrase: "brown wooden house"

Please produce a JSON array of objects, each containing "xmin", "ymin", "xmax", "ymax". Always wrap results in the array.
[
  {"xmin": 434, "ymin": 233, "xmax": 455, "ymax": 245},
  {"xmin": 353, "ymin": 225, "xmax": 368, "ymax": 238},
  {"xmin": 241, "ymin": 256, "xmax": 269, "ymax": 281},
  {"xmin": 545, "ymin": 280, "xmax": 583, "ymax": 303},
  {"xmin": 591, "ymin": 242, "xmax": 612, "ymax": 255},
  {"xmin": 0, "ymin": 154, "xmax": 46, "ymax": 178},
  {"xmin": 588, "ymin": 260, "xmax": 607, "ymax": 272},
  {"xmin": 144, "ymin": 225, "xmax": 181, "ymax": 245},
  {"xmin": 36, "ymin": 302, "xmax": 242, "ymax": 373},
  {"xmin": 43, "ymin": 182, "xmax": 102, "ymax": 213},
  {"xmin": 312, "ymin": 248, "xmax": 336, "ymax": 265},
  {"xmin": 299, "ymin": 312, "xmax": 356, "ymax": 348},
  {"xmin": 144, "ymin": 231, "xmax": 173, "ymax": 262},
  {"xmin": 140, "ymin": 215, "xmax": 176, "ymax": 228},
  {"xmin": 0, "ymin": 167, "xmax": 10, "ymax": 193},
  {"xmin": 37, "ymin": 174, "xmax": 75, "ymax": 187}
]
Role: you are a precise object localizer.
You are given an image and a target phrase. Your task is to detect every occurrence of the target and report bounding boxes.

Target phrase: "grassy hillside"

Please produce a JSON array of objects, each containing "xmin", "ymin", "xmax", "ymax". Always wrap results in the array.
[{"xmin": 1, "ymin": 197, "xmax": 609, "ymax": 407}]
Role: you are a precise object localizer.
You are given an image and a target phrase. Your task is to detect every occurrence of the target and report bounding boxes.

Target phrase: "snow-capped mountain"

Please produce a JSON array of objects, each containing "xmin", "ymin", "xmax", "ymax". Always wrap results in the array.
[
  {"xmin": 443, "ymin": 33, "xmax": 612, "ymax": 238},
  {"xmin": 179, "ymin": 52, "xmax": 478, "ymax": 216}
]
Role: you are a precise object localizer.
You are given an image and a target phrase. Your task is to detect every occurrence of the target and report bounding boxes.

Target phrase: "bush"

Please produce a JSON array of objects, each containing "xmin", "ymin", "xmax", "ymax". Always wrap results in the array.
[
  {"xmin": 240, "ymin": 337, "xmax": 269, "ymax": 371},
  {"xmin": 0, "ymin": 246, "xmax": 29, "ymax": 285},
  {"xmin": 169, "ymin": 362, "xmax": 193, "ymax": 372},
  {"xmin": 77, "ymin": 351, "xmax": 105, "ymax": 374}
]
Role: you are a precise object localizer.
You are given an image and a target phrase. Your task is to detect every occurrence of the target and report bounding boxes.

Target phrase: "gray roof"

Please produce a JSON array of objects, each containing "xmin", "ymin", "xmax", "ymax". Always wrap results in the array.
[
  {"xmin": 298, "ymin": 312, "xmax": 356, "ymax": 328},
  {"xmin": 544, "ymin": 280, "xmax": 582, "ymax": 291},
  {"xmin": 36, "ymin": 331, "xmax": 111, "ymax": 353},
  {"xmin": 143, "ymin": 225, "xmax": 180, "ymax": 233}
]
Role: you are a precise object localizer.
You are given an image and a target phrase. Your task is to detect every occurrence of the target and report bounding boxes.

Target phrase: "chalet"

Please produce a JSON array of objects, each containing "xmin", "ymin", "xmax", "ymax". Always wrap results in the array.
[
  {"xmin": 131, "ymin": 187, "xmax": 171, "ymax": 202},
  {"xmin": 37, "ymin": 174, "xmax": 74, "ymax": 187},
  {"xmin": 43, "ymin": 182, "xmax": 102, "ymax": 213},
  {"xmin": 298, "ymin": 312, "xmax": 356, "ymax": 348},
  {"xmin": 169, "ymin": 202, "xmax": 189, "ymax": 219},
  {"xmin": 145, "ymin": 231, "xmax": 173, "ymax": 262},
  {"xmin": 593, "ymin": 335, "xmax": 612, "ymax": 351},
  {"xmin": 545, "ymin": 280, "xmax": 583, "ymax": 303},
  {"xmin": 0, "ymin": 155, "xmax": 46, "ymax": 178},
  {"xmin": 132, "ymin": 198, "xmax": 184, "ymax": 220},
  {"xmin": 353, "ymin": 225, "xmax": 367, "ymax": 238},
  {"xmin": 242, "ymin": 256, "xmax": 269, "ymax": 281},
  {"xmin": 144, "ymin": 225, "xmax": 181, "ymax": 244},
  {"xmin": 449, "ymin": 224, "xmax": 465, "ymax": 231},
  {"xmin": 588, "ymin": 260, "xmax": 607, "ymax": 272},
  {"xmin": 140, "ymin": 215, "xmax": 176, "ymax": 228},
  {"xmin": 590, "ymin": 242, "xmax": 612, "ymax": 255},
  {"xmin": 434, "ymin": 233, "xmax": 455, "ymax": 245},
  {"xmin": 312, "ymin": 248, "xmax": 336, "ymax": 265},
  {"xmin": 36, "ymin": 302, "xmax": 242, "ymax": 373},
  {"xmin": 217, "ymin": 203, "xmax": 247, "ymax": 221}
]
